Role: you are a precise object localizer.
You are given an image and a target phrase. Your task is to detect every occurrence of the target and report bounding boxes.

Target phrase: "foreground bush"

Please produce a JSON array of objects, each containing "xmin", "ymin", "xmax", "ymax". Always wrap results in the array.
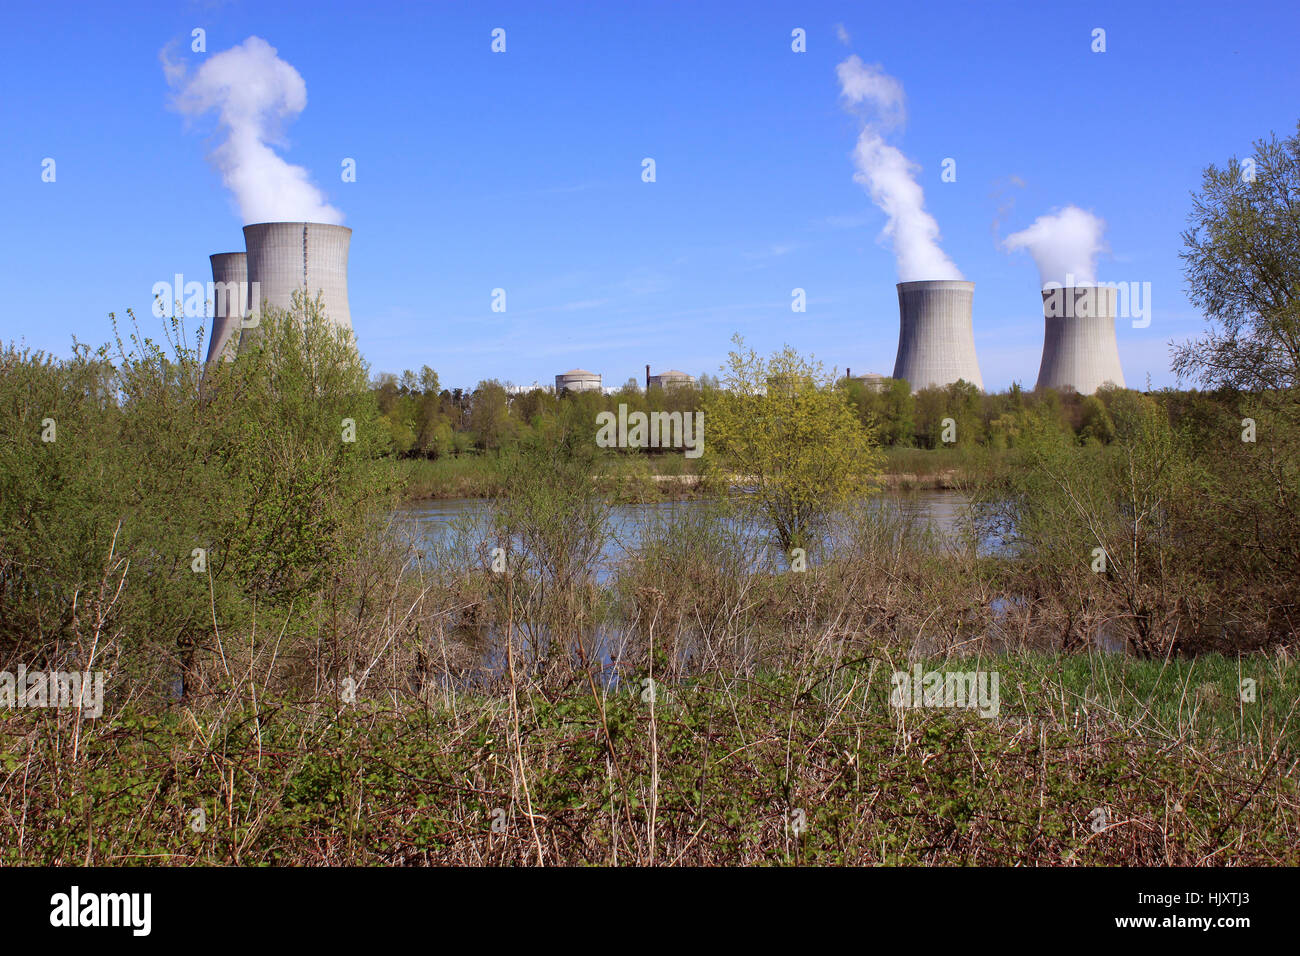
[
  {"xmin": 4, "ymin": 650, "xmax": 1295, "ymax": 866},
  {"xmin": 0, "ymin": 296, "xmax": 394, "ymax": 703}
]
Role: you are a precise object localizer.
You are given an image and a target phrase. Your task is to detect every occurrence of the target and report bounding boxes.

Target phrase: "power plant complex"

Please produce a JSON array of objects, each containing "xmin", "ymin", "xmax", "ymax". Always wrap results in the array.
[
  {"xmin": 200, "ymin": 228, "xmax": 1126, "ymax": 398},
  {"xmin": 184, "ymin": 44, "xmax": 1126, "ymax": 402},
  {"xmin": 206, "ymin": 221, "xmax": 353, "ymax": 361}
]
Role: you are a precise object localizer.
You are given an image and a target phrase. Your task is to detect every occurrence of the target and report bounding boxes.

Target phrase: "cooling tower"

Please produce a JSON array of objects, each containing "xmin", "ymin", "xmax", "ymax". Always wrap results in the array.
[
  {"xmin": 241, "ymin": 222, "xmax": 352, "ymax": 339},
  {"xmin": 891, "ymin": 280, "xmax": 983, "ymax": 392},
  {"xmin": 1035, "ymin": 286, "xmax": 1126, "ymax": 394},
  {"xmin": 205, "ymin": 252, "xmax": 248, "ymax": 363}
]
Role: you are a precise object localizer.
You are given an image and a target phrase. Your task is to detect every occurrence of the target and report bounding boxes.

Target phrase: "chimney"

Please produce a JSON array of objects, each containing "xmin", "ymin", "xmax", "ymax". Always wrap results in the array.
[{"xmin": 645, "ymin": 364, "xmax": 651, "ymax": 392}]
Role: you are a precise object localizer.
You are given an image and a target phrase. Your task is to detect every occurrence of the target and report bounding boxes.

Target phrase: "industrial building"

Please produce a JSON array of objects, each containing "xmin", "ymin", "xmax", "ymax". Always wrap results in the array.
[
  {"xmin": 555, "ymin": 369, "xmax": 602, "ymax": 394},
  {"xmin": 891, "ymin": 280, "xmax": 984, "ymax": 392},
  {"xmin": 205, "ymin": 252, "xmax": 249, "ymax": 364},
  {"xmin": 845, "ymin": 369, "xmax": 888, "ymax": 392},
  {"xmin": 1034, "ymin": 285, "xmax": 1126, "ymax": 394},
  {"xmin": 648, "ymin": 369, "xmax": 697, "ymax": 389}
]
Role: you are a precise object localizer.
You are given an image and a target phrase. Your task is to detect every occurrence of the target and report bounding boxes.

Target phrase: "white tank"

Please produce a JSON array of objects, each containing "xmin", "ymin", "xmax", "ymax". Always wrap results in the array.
[{"xmin": 555, "ymin": 369, "xmax": 602, "ymax": 394}]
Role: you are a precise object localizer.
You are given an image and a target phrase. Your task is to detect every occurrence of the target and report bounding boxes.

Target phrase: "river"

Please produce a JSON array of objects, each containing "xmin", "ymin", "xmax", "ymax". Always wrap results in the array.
[{"xmin": 392, "ymin": 488, "xmax": 982, "ymax": 570}]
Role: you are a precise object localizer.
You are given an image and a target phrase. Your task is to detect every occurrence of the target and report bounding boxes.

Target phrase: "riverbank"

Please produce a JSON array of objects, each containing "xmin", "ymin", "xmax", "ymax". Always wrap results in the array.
[
  {"xmin": 391, "ymin": 446, "xmax": 1006, "ymax": 502},
  {"xmin": 7, "ymin": 649, "xmax": 1294, "ymax": 865}
]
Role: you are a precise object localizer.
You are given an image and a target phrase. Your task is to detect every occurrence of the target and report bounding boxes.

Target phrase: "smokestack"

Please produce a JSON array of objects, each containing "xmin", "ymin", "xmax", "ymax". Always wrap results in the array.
[
  {"xmin": 646, "ymin": 364, "xmax": 651, "ymax": 391},
  {"xmin": 892, "ymin": 280, "xmax": 983, "ymax": 392},
  {"xmin": 241, "ymin": 222, "xmax": 352, "ymax": 346},
  {"xmin": 205, "ymin": 252, "xmax": 248, "ymax": 363},
  {"xmin": 1035, "ymin": 286, "xmax": 1125, "ymax": 394}
]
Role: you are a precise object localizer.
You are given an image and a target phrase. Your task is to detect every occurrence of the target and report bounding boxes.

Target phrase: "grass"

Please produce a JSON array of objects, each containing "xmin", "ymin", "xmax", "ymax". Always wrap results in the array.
[{"xmin": 1001, "ymin": 651, "xmax": 1300, "ymax": 754}]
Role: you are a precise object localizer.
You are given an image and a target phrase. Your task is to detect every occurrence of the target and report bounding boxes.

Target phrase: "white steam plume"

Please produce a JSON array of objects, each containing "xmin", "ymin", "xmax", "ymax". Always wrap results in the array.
[
  {"xmin": 836, "ymin": 55, "xmax": 961, "ymax": 282},
  {"xmin": 164, "ymin": 36, "xmax": 343, "ymax": 225},
  {"xmin": 1003, "ymin": 205, "xmax": 1107, "ymax": 287}
]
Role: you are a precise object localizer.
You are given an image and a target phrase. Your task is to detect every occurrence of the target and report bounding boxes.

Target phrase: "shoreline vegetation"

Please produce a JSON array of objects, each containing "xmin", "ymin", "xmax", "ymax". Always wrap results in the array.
[{"xmin": 392, "ymin": 446, "xmax": 994, "ymax": 502}]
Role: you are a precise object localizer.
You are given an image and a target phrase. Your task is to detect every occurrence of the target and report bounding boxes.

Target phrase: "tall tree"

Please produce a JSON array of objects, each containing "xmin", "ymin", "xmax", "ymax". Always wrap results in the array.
[{"xmin": 1175, "ymin": 122, "xmax": 1300, "ymax": 392}]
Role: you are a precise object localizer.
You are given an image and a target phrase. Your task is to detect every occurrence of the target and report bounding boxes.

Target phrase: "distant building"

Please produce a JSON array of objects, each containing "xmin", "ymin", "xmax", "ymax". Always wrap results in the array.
[
  {"xmin": 846, "ymin": 369, "xmax": 888, "ymax": 393},
  {"xmin": 555, "ymin": 368, "xmax": 602, "ymax": 394},
  {"xmin": 648, "ymin": 369, "xmax": 697, "ymax": 389}
]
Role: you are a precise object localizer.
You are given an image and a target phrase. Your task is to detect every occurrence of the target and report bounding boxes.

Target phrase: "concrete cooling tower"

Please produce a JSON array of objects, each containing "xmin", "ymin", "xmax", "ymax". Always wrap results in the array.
[
  {"xmin": 205, "ymin": 252, "xmax": 248, "ymax": 363},
  {"xmin": 241, "ymin": 222, "xmax": 352, "ymax": 336},
  {"xmin": 891, "ymin": 280, "xmax": 983, "ymax": 392},
  {"xmin": 1035, "ymin": 286, "xmax": 1125, "ymax": 394}
]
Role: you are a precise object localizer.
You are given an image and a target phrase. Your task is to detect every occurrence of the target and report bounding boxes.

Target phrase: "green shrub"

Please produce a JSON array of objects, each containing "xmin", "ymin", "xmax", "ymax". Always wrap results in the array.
[{"xmin": 0, "ymin": 294, "xmax": 394, "ymax": 700}]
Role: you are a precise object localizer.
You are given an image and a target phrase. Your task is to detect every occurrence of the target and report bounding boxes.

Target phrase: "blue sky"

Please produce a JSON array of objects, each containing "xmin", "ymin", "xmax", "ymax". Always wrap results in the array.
[{"xmin": 3, "ymin": 0, "xmax": 1298, "ymax": 391}]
